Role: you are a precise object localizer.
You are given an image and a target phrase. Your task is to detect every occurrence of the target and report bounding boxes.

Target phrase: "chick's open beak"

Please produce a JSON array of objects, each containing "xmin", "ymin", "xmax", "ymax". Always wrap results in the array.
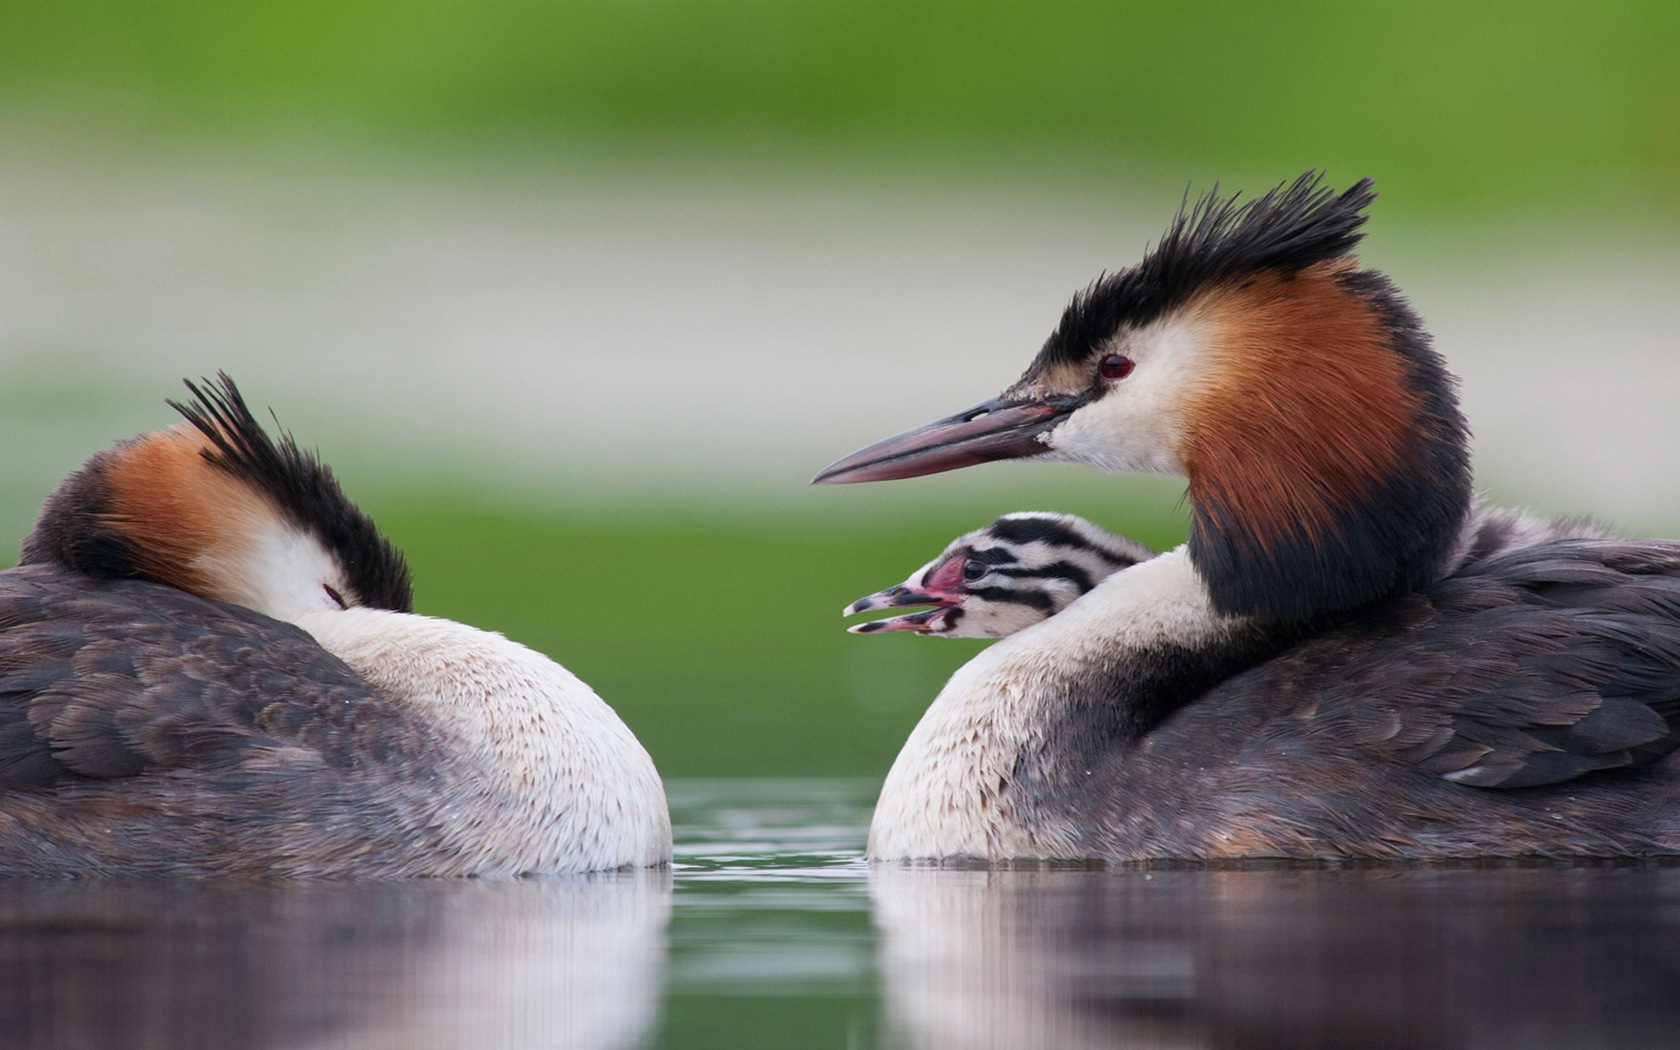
[
  {"xmin": 843, "ymin": 584, "xmax": 954, "ymax": 617},
  {"xmin": 843, "ymin": 582, "xmax": 961, "ymax": 635}
]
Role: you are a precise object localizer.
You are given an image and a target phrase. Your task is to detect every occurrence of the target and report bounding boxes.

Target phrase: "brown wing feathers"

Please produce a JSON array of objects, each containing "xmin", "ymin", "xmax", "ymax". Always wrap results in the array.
[
  {"xmin": 1328, "ymin": 541, "xmax": 1680, "ymax": 788},
  {"xmin": 0, "ymin": 566, "xmax": 434, "ymax": 791}
]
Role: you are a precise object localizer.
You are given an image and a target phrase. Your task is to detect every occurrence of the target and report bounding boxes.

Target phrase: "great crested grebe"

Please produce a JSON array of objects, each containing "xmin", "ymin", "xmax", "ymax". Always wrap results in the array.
[
  {"xmin": 845, "ymin": 512, "xmax": 1154, "ymax": 637},
  {"xmin": 816, "ymin": 173, "xmax": 1680, "ymax": 862},
  {"xmin": 0, "ymin": 375, "xmax": 670, "ymax": 876}
]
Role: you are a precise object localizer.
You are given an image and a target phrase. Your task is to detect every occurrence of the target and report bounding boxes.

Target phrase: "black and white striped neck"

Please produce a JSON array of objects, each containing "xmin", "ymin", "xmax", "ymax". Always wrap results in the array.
[{"xmin": 847, "ymin": 512, "xmax": 1156, "ymax": 638}]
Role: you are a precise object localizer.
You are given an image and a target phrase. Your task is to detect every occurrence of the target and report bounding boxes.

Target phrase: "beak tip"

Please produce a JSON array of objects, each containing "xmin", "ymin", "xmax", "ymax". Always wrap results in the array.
[{"xmin": 812, "ymin": 462, "xmax": 865, "ymax": 486}]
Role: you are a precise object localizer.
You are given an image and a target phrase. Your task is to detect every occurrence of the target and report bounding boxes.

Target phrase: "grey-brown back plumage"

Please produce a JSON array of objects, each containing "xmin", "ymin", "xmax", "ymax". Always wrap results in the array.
[
  {"xmin": 0, "ymin": 563, "xmax": 458, "ymax": 875},
  {"xmin": 1010, "ymin": 539, "xmax": 1680, "ymax": 859}
]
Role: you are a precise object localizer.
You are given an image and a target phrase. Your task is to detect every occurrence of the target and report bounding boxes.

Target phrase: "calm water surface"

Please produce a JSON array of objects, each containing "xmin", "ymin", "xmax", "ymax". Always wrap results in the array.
[{"xmin": 4, "ymin": 778, "xmax": 1680, "ymax": 1049}]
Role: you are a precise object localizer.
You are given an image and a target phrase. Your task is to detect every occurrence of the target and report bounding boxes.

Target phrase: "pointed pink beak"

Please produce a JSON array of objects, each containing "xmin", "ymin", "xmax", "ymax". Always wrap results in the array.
[{"xmin": 812, "ymin": 396, "xmax": 1073, "ymax": 485}]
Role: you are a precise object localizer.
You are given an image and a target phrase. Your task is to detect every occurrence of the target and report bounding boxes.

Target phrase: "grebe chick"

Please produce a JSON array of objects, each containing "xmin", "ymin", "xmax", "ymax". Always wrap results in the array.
[
  {"xmin": 816, "ymin": 174, "xmax": 1680, "ymax": 862},
  {"xmin": 846, "ymin": 506, "xmax": 1601, "ymax": 640},
  {"xmin": 845, "ymin": 512, "xmax": 1154, "ymax": 637},
  {"xmin": 0, "ymin": 375, "xmax": 670, "ymax": 876}
]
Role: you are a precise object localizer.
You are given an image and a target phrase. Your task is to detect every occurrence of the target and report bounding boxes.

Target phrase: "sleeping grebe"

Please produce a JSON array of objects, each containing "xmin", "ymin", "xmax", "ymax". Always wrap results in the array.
[
  {"xmin": 845, "ymin": 513, "xmax": 1154, "ymax": 637},
  {"xmin": 0, "ymin": 375, "xmax": 671, "ymax": 876},
  {"xmin": 816, "ymin": 174, "xmax": 1680, "ymax": 862}
]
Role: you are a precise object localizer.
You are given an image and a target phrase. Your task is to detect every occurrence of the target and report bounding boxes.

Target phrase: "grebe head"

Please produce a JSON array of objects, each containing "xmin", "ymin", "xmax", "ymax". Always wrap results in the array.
[
  {"xmin": 21, "ymin": 372, "xmax": 412, "ymax": 621},
  {"xmin": 844, "ymin": 512, "xmax": 1155, "ymax": 638},
  {"xmin": 815, "ymin": 173, "xmax": 1472, "ymax": 622}
]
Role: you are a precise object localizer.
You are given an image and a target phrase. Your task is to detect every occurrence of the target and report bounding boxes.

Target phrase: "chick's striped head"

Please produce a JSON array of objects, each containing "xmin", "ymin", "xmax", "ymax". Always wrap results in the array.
[{"xmin": 845, "ymin": 513, "xmax": 1154, "ymax": 638}]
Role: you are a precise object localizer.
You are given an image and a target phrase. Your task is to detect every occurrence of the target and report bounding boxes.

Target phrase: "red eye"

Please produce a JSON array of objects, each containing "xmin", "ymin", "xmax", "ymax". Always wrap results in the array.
[{"xmin": 1099, "ymin": 354, "xmax": 1134, "ymax": 380}]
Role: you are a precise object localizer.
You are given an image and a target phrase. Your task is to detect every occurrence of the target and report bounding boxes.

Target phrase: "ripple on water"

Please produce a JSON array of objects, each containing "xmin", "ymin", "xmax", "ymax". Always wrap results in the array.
[{"xmin": 667, "ymin": 777, "xmax": 876, "ymax": 884}]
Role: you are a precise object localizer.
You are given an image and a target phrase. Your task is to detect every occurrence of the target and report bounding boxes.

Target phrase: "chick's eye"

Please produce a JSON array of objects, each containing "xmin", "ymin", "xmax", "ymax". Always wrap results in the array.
[
  {"xmin": 961, "ymin": 560, "xmax": 988, "ymax": 583},
  {"xmin": 323, "ymin": 584, "xmax": 349, "ymax": 610},
  {"xmin": 1099, "ymin": 353, "xmax": 1134, "ymax": 380}
]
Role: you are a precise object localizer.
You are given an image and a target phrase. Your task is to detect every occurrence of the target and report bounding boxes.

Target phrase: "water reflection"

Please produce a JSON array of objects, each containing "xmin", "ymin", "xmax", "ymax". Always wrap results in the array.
[
  {"xmin": 10, "ymin": 784, "xmax": 1680, "ymax": 1049},
  {"xmin": 871, "ymin": 863, "xmax": 1680, "ymax": 1049},
  {"xmin": 657, "ymin": 779, "xmax": 881, "ymax": 1047},
  {"xmin": 0, "ymin": 871, "xmax": 671, "ymax": 1050}
]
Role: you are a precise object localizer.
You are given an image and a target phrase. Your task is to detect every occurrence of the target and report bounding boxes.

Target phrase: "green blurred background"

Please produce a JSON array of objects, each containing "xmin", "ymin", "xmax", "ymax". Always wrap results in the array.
[{"xmin": 0, "ymin": 0, "xmax": 1676, "ymax": 778}]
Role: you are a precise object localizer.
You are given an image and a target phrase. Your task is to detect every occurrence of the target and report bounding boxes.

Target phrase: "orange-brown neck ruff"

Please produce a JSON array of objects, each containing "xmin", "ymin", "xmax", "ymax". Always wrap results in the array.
[
  {"xmin": 18, "ymin": 426, "xmax": 277, "ymax": 602},
  {"xmin": 99, "ymin": 427, "xmax": 276, "ymax": 603},
  {"xmin": 1179, "ymin": 262, "xmax": 1472, "ymax": 621}
]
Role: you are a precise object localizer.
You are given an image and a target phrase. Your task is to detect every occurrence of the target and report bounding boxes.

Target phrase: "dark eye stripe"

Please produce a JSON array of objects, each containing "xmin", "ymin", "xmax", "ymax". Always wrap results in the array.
[
  {"xmin": 968, "ymin": 584, "xmax": 1057, "ymax": 613},
  {"xmin": 991, "ymin": 561, "xmax": 1094, "ymax": 591}
]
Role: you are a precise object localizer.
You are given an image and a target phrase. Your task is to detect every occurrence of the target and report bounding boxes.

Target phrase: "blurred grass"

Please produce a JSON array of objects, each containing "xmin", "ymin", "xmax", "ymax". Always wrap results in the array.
[
  {"xmin": 2, "ymin": 0, "xmax": 1674, "ymax": 780},
  {"xmin": 374, "ymin": 493, "xmax": 1188, "ymax": 778},
  {"xmin": 0, "ymin": 1, "xmax": 1676, "ymax": 214}
]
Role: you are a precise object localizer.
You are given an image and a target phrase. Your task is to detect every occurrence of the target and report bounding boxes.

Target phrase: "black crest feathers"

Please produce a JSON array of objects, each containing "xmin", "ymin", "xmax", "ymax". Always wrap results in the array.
[
  {"xmin": 170, "ymin": 374, "xmax": 414, "ymax": 613},
  {"xmin": 1039, "ymin": 172, "xmax": 1377, "ymax": 367}
]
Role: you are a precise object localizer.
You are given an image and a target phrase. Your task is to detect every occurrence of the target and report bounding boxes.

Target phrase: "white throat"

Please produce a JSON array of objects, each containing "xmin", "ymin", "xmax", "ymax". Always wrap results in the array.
[{"xmin": 868, "ymin": 547, "xmax": 1241, "ymax": 861}]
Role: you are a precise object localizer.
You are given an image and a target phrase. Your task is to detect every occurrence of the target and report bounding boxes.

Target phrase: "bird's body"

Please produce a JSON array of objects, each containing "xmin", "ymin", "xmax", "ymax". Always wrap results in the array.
[
  {"xmin": 867, "ymin": 542, "xmax": 1680, "ymax": 861},
  {"xmin": 0, "ymin": 377, "xmax": 670, "ymax": 876},
  {"xmin": 818, "ymin": 174, "xmax": 1680, "ymax": 863}
]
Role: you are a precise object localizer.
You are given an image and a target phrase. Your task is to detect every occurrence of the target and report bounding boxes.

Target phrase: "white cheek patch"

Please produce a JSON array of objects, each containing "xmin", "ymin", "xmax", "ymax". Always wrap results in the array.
[
  {"xmin": 193, "ymin": 518, "xmax": 349, "ymax": 622},
  {"xmin": 1043, "ymin": 311, "xmax": 1214, "ymax": 478}
]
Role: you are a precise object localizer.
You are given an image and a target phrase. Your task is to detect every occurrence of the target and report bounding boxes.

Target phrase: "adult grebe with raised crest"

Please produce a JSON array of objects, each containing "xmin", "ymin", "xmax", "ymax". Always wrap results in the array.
[{"xmin": 818, "ymin": 174, "xmax": 1680, "ymax": 862}]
